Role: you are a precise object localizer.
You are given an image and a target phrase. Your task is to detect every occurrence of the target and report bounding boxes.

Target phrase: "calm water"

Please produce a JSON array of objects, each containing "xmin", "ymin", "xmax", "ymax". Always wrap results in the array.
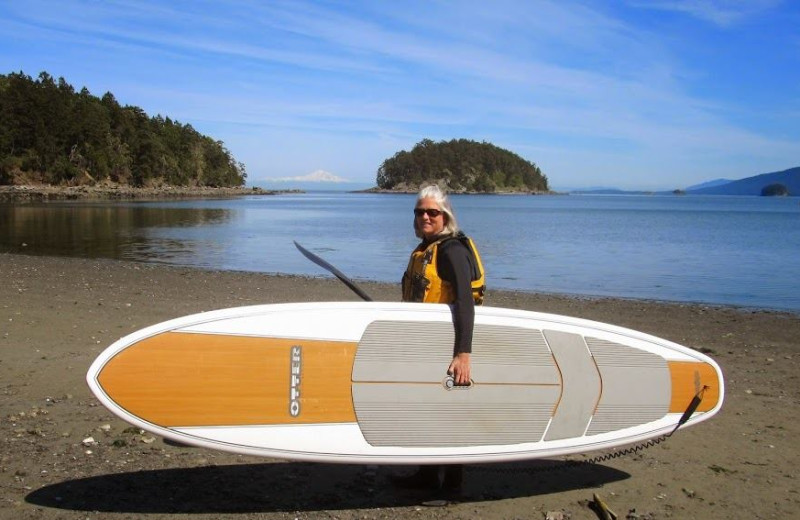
[{"xmin": 2, "ymin": 193, "xmax": 799, "ymax": 312}]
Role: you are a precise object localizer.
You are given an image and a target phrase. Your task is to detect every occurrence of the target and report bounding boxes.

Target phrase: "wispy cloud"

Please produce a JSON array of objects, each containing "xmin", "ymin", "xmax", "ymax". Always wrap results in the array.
[
  {"xmin": 0, "ymin": 0, "xmax": 797, "ymax": 189},
  {"xmin": 628, "ymin": 0, "xmax": 783, "ymax": 27}
]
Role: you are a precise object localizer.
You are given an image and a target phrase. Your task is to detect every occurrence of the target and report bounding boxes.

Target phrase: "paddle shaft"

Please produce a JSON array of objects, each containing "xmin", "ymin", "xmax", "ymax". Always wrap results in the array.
[{"xmin": 293, "ymin": 241, "xmax": 374, "ymax": 302}]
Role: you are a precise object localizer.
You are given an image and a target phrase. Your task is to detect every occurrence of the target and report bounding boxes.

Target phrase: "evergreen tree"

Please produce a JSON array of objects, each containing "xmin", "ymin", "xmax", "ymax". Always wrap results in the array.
[
  {"xmin": 377, "ymin": 138, "xmax": 548, "ymax": 192},
  {"xmin": 0, "ymin": 71, "xmax": 246, "ymax": 187}
]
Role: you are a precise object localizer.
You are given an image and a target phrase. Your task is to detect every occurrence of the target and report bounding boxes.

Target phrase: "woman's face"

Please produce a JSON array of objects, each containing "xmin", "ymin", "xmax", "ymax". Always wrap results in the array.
[{"xmin": 414, "ymin": 196, "xmax": 446, "ymax": 240}]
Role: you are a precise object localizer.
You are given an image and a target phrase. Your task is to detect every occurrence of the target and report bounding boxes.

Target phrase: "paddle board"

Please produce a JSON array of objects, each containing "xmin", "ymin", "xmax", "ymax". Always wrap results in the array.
[{"xmin": 86, "ymin": 302, "xmax": 723, "ymax": 464}]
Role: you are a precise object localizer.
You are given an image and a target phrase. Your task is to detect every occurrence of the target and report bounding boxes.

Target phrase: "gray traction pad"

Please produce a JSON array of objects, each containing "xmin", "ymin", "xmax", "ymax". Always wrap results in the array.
[{"xmin": 351, "ymin": 320, "xmax": 670, "ymax": 447}]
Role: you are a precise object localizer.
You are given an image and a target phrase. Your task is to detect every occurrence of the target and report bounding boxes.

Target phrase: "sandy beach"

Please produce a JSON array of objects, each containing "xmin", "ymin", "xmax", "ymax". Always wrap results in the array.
[{"xmin": 1, "ymin": 252, "xmax": 798, "ymax": 519}]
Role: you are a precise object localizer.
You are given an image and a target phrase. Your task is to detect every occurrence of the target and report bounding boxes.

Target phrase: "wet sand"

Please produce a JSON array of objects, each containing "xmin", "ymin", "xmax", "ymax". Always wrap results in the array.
[{"xmin": 1, "ymin": 253, "xmax": 798, "ymax": 519}]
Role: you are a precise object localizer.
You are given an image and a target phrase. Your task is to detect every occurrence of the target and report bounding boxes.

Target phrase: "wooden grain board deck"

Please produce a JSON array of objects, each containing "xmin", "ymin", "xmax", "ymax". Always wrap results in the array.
[{"xmin": 97, "ymin": 332, "xmax": 357, "ymax": 426}]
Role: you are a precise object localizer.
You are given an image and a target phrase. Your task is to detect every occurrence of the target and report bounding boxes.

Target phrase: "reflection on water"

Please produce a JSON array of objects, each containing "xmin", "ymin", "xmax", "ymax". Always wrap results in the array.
[
  {"xmin": 0, "ymin": 202, "xmax": 233, "ymax": 261},
  {"xmin": 2, "ymin": 193, "xmax": 799, "ymax": 312}
]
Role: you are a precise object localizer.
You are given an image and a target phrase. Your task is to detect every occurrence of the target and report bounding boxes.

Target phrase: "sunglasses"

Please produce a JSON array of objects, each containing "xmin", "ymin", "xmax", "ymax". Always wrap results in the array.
[{"xmin": 414, "ymin": 208, "xmax": 442, "ymax": 218}]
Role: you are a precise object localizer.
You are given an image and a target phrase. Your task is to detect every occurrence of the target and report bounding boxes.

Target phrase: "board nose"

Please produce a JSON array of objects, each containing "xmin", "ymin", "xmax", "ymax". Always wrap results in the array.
[{"xmin": 668, "ymin": 361, "xmax": 723, "ymax": 414}]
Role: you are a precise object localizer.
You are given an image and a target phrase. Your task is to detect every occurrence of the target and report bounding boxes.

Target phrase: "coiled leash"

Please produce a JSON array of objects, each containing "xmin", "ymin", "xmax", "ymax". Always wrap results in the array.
[
  {"xmin": 584, "ymin": 384, "xmax": 709, "ymax": 464},
  {"xmin": 472, "ymin": 385, "xmax": 710, "ymax": 474}
]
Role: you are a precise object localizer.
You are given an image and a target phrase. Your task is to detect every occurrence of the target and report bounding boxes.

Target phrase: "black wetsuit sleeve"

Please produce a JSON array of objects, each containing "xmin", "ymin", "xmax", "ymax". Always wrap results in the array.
[{"xmin": 437, "ymin": 240, "xmax": 476, "ymax": 355}]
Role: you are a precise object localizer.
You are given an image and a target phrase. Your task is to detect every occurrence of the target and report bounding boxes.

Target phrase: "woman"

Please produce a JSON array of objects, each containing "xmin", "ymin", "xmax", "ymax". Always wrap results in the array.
[{"xmin": 394, "ymin": 185, "xmax": 485, "ymax": 492}]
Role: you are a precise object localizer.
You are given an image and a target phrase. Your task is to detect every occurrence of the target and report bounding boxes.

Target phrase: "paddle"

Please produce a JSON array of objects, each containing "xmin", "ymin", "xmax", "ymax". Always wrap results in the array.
[{"xmin": 293, "ymin": 241, "xmax": 374, "ymax": 302}]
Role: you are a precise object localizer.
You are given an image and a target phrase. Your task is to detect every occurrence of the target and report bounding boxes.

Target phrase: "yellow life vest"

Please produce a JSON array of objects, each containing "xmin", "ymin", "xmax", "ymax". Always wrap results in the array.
[{"xmin": 402, "ymin": 233, "xmax": 485, "ymax": 305}]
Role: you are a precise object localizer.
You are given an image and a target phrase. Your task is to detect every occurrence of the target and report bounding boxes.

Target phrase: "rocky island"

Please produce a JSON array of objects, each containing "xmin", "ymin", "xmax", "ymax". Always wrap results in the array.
[{"xmin": 373, "ymin": 138, "xmax": 549, "ymax": 194}]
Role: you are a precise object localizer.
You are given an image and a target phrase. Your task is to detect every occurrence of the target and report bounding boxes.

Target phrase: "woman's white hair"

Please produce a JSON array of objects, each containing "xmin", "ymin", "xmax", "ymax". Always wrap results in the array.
[{"xmin": 414, "ymin": 184, "xmax": 460, "ymax": 238}]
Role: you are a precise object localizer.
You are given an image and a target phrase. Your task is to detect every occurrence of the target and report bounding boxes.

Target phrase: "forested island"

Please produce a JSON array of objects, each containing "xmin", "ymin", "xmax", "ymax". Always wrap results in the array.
[
  {"xmin": 375, "ymin": 138, "xmax": 549, "ymax": 193},
  {"xmin": 1, "ymin": 72, "xmax": 549, "ymax": 198},
  {"xmin": 0, "ymin": 71, "xmax": 246, "ymax": 190}
]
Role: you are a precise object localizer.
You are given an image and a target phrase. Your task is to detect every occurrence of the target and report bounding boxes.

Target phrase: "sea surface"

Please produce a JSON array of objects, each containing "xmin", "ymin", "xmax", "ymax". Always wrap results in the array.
[{"xmin": 2, "ymin": 192, "xmax": 799, "ymax": 312}]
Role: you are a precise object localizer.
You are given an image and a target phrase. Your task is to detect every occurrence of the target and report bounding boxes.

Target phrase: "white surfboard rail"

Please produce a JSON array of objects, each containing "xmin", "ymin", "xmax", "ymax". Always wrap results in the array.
[{"xmin": 87, "ymin": 302, "xmax": 724, "ymax": 464}]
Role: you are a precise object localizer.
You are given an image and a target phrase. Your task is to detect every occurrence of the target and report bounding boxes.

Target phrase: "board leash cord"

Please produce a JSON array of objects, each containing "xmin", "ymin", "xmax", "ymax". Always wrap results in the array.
[{"xmin": 470, "ymin": 385, "xmax": 710, "ymax": 475}]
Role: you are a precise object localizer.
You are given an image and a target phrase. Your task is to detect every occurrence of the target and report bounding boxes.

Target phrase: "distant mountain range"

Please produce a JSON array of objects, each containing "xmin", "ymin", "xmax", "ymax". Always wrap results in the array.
[
  {"xmin": 571, "ymin": 166, "xmax": 799, "ymax": 196},
  {"xmin": 254, "ymin": 166, "xmax": 800, "ymax": 196},
  {"xmin": 684, "ymin": 166, "xmax": 799, "ymax": 196},
  {"xmin": 252, "ymin": 169, "xmax": 374, "ymax": 192},
  {"xmin": 261, "ymin": 169, "xmax": 349, "ymax": 183},
  {"xmin": 684, "ymin": 178, "xmax": 733, "ymax": 191}
]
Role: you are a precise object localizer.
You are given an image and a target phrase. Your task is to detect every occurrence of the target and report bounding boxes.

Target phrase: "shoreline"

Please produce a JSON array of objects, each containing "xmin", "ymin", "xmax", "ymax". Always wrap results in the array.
[
  {"xmin": 7, "ymin": 250, "xmax": 799, "ymax": 316},
  {"xmin": 2, "ymin": 252, "xmax": 799, "ymax": 519},
  {"xmin": 0, "ymin": 184, "xmax": 301, "ymax": 202},
  {"xmin": 357, "ymin": 185, "xmax": 554, "ymax": 195},
  {"xmin": 0, "ymin": 182, "xmax": 557, "ymax": 200}
]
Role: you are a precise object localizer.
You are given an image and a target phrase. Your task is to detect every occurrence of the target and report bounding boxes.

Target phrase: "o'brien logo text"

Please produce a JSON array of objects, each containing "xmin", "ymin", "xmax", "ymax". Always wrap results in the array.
[{"xmin": 289, "ymin": 345, "xmax": 302, "ymax": 416}]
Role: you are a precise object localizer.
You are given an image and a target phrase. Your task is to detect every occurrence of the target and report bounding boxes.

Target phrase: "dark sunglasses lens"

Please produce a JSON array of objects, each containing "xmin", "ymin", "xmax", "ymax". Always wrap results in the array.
[{"xmin": 414, "ymin": 208, "xmax": 441, "ymax": 217}]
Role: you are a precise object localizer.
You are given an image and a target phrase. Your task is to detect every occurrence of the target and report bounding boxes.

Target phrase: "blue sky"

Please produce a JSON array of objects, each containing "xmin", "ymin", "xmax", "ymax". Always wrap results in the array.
[{"xmin": 1, "ymin": 0, "xmax": 798, "ymax": 190}]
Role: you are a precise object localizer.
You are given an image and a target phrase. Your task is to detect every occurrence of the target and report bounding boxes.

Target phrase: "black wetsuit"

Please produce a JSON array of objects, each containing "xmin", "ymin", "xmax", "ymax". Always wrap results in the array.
[{"xmin": 435, "ymin": 237, "xmax": 481, "ymax": 354}]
